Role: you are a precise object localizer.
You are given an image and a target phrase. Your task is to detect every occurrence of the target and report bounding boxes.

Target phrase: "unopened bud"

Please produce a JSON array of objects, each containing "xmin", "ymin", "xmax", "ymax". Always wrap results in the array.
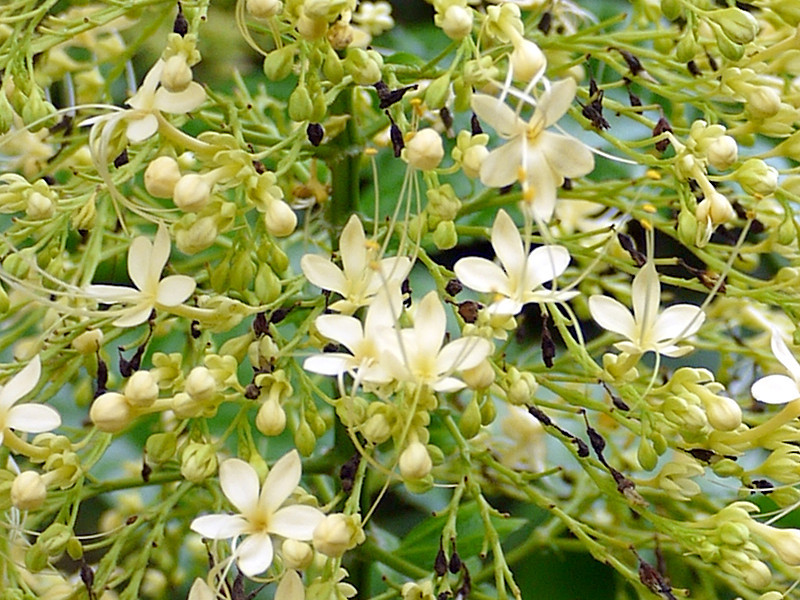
[
  {"xmin": 160, "ymin": 55, "xmax": 193, "ymax": 92},
  {"xmin": 246, "ymin": 0, "xmax": 282, "ymax": 19},
  {"xmin": 145, "ymin": 156, "xmax": 182, "ymax": 199},
  {"xmin": 706, "ymin": 135, "xmax": 737, "ymax": 171},
  {"xmin": 264, "ymin": 199, "xmax": 297, "ymax": 237},
  {"xmin": 90, "ymin": 392, "xmax": 133, "ymax": 433},
  {"xmin": 737, "ymin": 158, "xmax": 779, "ymax": 196},
  {"xmin": 72, "ymin": 329, "xmax": 103, "ymax": 354},
  {"xmin": 294, "ymin": 420, "xmax": 316, "ymax": 457},
  {"xmin": 432, "ymin": 220, "xmax": 457, "ymax": 249},
  {"xmin": 462, "ymin": 360, "xmax": 495, "ymax": 390},
  {"xmin": 711, "ymin": 7, "xmax": 758, "ymax": 45},
  {"xmin": 26, "ymin": 191, "xmax": 54, "ymax": 220},
  {"xmin": 124, "ymin": 370, "xmax": 159, "ymax": 407},
  {"xmin": 11, "ymin": 471, "xmax": 46, "ymax": 511},
  {"xmin": 145, "ymin": 432, "xmax": 178, "ymax": 464},
  {"xmin": 263, "ymin": 45, "xmax": 295, "ymax": 81},
  {"xmin": 313, "ymin": 513, "xmax": 363, "ymax": 557},
  {"xmin": 282, "ymin": 539, "xmax": 313, "ymax": 569},
  {"xmin": 256, "ymin": 397, "xmax": 286, "ymax": 436},
  {"xmin": 404, "ymin": 128, "xmax": 444, "ymax": 171},
  {"xmin": 173, "ymin": 173, "xmax": 211, "ymax": 212},
  {"xmin": 747, "ymin": 86, "xmax": 781, "ymax": 119},
  {"xmin": 510, "ymin": 39, "xmax": 546, "ymax": 83},
  {"xmin": 184, "ymin": 366, "xmax": 216, "ymax": 403},
  {"xmin": 180, "ymin": 442, "xmax": 218, "ymax": 483},
  {"xmin": 399, "ymin": 441, "xmax": 432, "ymax": 480},
  {"xmin": 438, "ymin": 5, "xmax": 473, "ymax": 39},
  {"xmin": 458, "ymin": 397, "xmax": 482, "ymax": 439}
]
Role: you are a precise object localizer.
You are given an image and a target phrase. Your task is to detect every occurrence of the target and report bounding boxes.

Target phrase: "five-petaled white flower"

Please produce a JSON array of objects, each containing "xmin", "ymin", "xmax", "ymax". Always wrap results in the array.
[
  {"xmin": 751, "ymin": 330, "xmax": 800, "ymax": 405},
  {"xmin": 190, "ymin": 450, "xmax": 324, "ymax": 578},
  {"xmin": 0, "ymin": 356, "xmax": 61, "ymax": 446},
  {"xmin": 86, "ymin": 225, "xmax": 196, "ymax": 327},
  {"xmin": 300, "ymin": 215, "xmax": 411, "ymax": 314},
  {"xmin": 471, "ymin": 78, "xmax": 594, "ymax": 222},
  {"xmin": 381, "ymin": 291, "xmax": 493, "ymax": 392},
  {"xmin": 588, "ymin": 261, "xmax": 705, "ymax": 357},
  {"xmin": 454, "ymin": 209, "xmax": 577, "ymax": 315}
]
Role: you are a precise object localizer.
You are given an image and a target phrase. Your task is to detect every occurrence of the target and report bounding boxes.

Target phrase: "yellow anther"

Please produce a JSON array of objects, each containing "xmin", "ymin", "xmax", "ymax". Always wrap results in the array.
[
  {"xmin": 365, "ymin": 239, "xmax": 381, "ymax": 251},
  {"xmin": 642, "ymin": 203, "xmax": 657, "ymax": 213},
  {"xmin": 645, "ymin": 169, "xmax": 662, "ymax": 180},
  {"xmin": 364, "ymin": 147, "xmax": 378, "ymax": 156},
  {"xmin": 517, "ymin": 166, "xmax": 527, "ymax": 182},
  {"xmin": 404, "ymin": 131, "xmax": 415, "ymax": 143},
  {"xmin": 640, "ymin": 219, "xmax": 653, "ymax": 231}
]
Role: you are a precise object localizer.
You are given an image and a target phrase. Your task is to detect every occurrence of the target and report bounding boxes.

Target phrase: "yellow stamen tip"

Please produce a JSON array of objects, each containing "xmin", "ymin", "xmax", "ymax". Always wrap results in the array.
[
  {"xmin": 645, "ymin": 169, "xmax": 662, "ymax": 180},
  {"xmin": 640, "ymin": 219, "xmax": 653, "ymax": 231},
  {"xmin": 642, "ymin": 203, "xmax": 657, "ymax": 214},
  {"xmin": 364, "ymin": 147, "xmax": 378, "ymax": 156}
]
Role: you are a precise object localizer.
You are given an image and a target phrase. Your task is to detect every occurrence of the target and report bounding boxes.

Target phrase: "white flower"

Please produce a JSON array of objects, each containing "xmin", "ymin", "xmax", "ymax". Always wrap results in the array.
[
  {"xmin": 471, "ymin": 78, "xmax": 594, "ymax": 222},
  {"xmin": 588, "ymin": 262, "xmax": 705, "ymax": 357},
  {"xmin": 0, "ymin": 356, "xmax": 61, "ymax": 446},
  {"xmin": 300, "ymin": 215, "xmax": 411, "ymax": 314},
  {"xmin": 86, "ymin": 225, "xmax": 196, "ymax": 327},
  {"xmin": 454, "ymin": 209, "xmax": 577, "ymax": 315},
  {"xmin": 190, "ymin": 450, "xmax": 324, "ymax": 578},
  {"xmin": 751, "ymin": 330, "xmax": 800, "ymax": 405},
  {"xmin": 381, "ymin": 291, "xmax": 493, "ymax": 392},
  {"xmin": 353, "ymin": 1, "xmax": 394, "ymax": 36}
]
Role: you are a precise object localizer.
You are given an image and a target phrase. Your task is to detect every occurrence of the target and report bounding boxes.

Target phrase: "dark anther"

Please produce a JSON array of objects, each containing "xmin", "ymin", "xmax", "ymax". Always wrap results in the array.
[
  {"xmin": 190, "ymin": 320, "xmax": 201, "ymax": 338},
  {"xmin": 252, "ymin": 160, "xmax": 266, "ymax": 174},
  {"xmin": 583, "ymin": 412, "xmax": 607, "ymax": 458},
  {"xmin": 600, "ymin": 381, "xmax": 629, "ymax": 411},
  {"xmin": 374, "ymin": 81, "xmax": 419, "ymax": 109},
  {"xmin": 340, "ymin": 453, "xmax": 361, "ymax": 494},
  {"xmin": 750, "ymin": 479, "xmax": 774, "ymax": 494},
  {"xmin": 706, "ymin": 52, "xmax": 718, "ymax": 72},
  {"xmin": 678, "ymin": 258, "xmax": 726, "ymax": 293},
  {"xmin": 448, "ymin": 549, "xmax": 462, "ymax": 574},
  {"xmin": 457, "ymin": 300, "xmax": 480, "ymax": 324},
  {"xmin": 387, "ymin": 112, "xmax": 404, "ymax": 158},
  {"xmin": 307, "ymin": 123, "xmax": 324, "ymax": 146},
  {"xmin": 445, "ymin": 279, "xmax": 463, "ymax": 297},
  {"xmin": 80, "ymin": 560, "xmax": 97, "ymax": 600},
  {"xmin": 270, "ymin": 306, "xmax": 292, "ymax": 324},
  {"xmin": 470, "ymin": 112, "xmax": 482, "ymax": 135},
  {"xmin": 141, "ymin": 461, "xmax": 152, "ymax": 482},
  {"xmin": 113, "ymin": 149, "xmax": 129, "ymax": 168},
  {"xmin": 653, "ymin": 116, "xmax": 672, "ymax": 152},
  {"xmin": 527, "ymin": 405, "xmax": 552, "ymax": 426},
  {"xmin": 686, "ymin": 448, "xmax": 715, "ymax": 463},
  {"xmin": 499, "ymin": 183, "xmax": 514, "ymax": 195},
  {"xmin": 49, "ymin": 114, "xmax": 73, "ymax": 135},
  {"xmin": 440, "ymin": 106, "xmax": 453, "ymax": 132},
  {"xmin": 623, "ymin": 79, "xmax": 642, "ymax": 107},
  {"xmin": 434, "ymin": 542, "xmax": 448, "ymax": 577},
  {"xmin": 231, "ymin": 571, "xmax": 245, "ymax": 600},
  {"xmin": 580, "ymin": 76, "xmax": 609, "ymax": 130},
  {"xmin": 618, "ymin": 232, "xmax": 646, "ymax": 267},
  {"xmin": 119, "ymin": 341, "xmax": 146, "ymax": 377},
  {"xmin": 174, "ymin": 3, "xmax": 189, "ymax": 36},
  {"xmin": 438, "ymin": 593, "xmax": 451, "ymax": 600},
  {"xmin": 637, "ymin": 554, "xmax": 678, "ymax": 600},
  {"xmin": 537, "ymin": 11, "xmax": 552, "ymax": 34},
  {"xmin": 541, "ymin": 313, "xmax": 555, "ymax": 368},
  {"xmin": 562, "ymin": 177, "xmax": 572, "ymax": 190},
  {"xmin": 613, "ymin": 47, "xmax": 644, "ymax": 76},
  {"xmin": 401, "ymin": 278, "xmax": 412, "ymax": 308},
  {"xmin": 95, "ymin": 355, "xmax": 108, "ymax": 398},
  {"xmin": 253, "ymin": 312, "xmax": 269, "ymax": 337},
  {"xmin": 458, "ymin": 565, "xmax": 471, "ymax": 597},
  {"xmin": 244, "ymin": 383, "xmax": 260, "ymax": 400},
  {"xmin": 687, "ymin": 60, "xmax": 701, "ymax": 77}
]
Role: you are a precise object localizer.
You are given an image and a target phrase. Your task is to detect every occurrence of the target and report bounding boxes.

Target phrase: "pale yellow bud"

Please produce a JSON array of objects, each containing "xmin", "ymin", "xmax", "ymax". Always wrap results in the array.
[
  {"xmin": 747, "ymin": 86, "xmax": 781, "ymax": 119},
  {"xmin": 11, "ymin": 471, "xmax": 46, "ymax": 511},
  {"xmin": 399, "ymin": 441, "xmax": 432, "ymax": 479},
  {"xmin": 462, "ymin": 144, "xmax": 488, "ymax": 179},
  {"xmin": 439, "ymin": 5, "xmax": 473, "ymax": 40},
  {"xmin": 313, "ymin": 513, "xmax": 363, "ymax": 557},
  {"xmin": 90, "ymin": 392, "xmax": 133, "ymax": 433},
  {"xmin": 282, "ymin": 539, "xmax": 314, "ymax": 569},
  {"xmin": 180, "ymin": 442, "xmax": 218, "ymax": 483},
  {"xmin": 737, "ymin": 158, "xmax": 779, "ymax": 196},
  {"xmin": 246, "ymin": 0, "xmax": 282, "ymax": 19},
  {"xmin": 404, "ymin": 128, "xmax": 444, "ymax": 171},
  {"xmin": 26, "ymin": 191, "xmax": 54, "ymax": 220},
  {"xmin": 461, "ymin": 359, "xmax": 495, "ymax": 390},
  {"xmin": 256, "ymin": 397, "xmax": 286, "ymax": 436},
  {"xmin": 704, "ymin": 394, "xmax": 742, "ymax": 431},
  {"xmin": 297, "ymin": 12, "xmax": 327, "ymax": 40},
  {"xmin": 173, "ymin": 173, "xmax": 211, "ymax": 212},
  {"xmin": 706, "ymin": 135, "xmax": 738, "ymax": 171},
  {"xmin": 124, "ymin": 370, "xmax": 159, "ymax": 408},
  {"xmin": 264, "ymin": 198, "xmax": 298, "ymax": 237},
  {"xmin": 753, "ymin": 523, "xmax": 800, "ymax": 566},
  {"xmin": 72, "ymin": 329, "xmax": 103, "ymax": 354},
  {"xmin": 160, "ymin": 55, "xmax": 193, "ymax": 92},
  {"xmin": 184, "ymin": 366, "xmax": 217, "ymax": 403},
  {"xmin": 696, "ymin": 189, "xmax": 734, "ymax": 225},
  {"xmin": 510, "ymin": 39, "xmax": 546, "ymax": 83},
  {"xmin": 741, "ymin": 560, "xmax": 772, "ymax": 588},
  {"xmin": 361, "ymin": 412, "xmax": 392, "ymax": 444},
  {"xmin": 145, "ymin": 156, "xmax": 182, "ymax": 199}
]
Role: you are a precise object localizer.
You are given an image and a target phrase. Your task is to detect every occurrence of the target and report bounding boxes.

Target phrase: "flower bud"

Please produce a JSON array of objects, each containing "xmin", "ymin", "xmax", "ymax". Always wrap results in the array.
[
  {"xmin": 706, "ymin": 135, "xmax": 737, "ymax": 171},
  {"xmin": 38, "ymin": 522, "xmax": 73, "ymax": 557},
  {"xmin": 438, "ymin": 5, "xmax": 473, "ymax": 40},
  {"xmin": 184, "ymin": 366, "xmax": 217, "ymax": 403},
  {"xmin": 294, "ymin": 420, "xmax": 316, "ymax": 457},
  {"xmin": 361, "ymin": 412, "xmax": 392, "ymax": 444},
  {"xmin": 11, "ymin": 471, "xmax": 46, "ymax": 511},
  {"xmin": 510, "ymin": 39, "xmax": 546, "ymax": 83},
  {"xmin": 711, "ymin": 7, "xmax": 758, "ymax": 45},
  {"xmin": 173, "ymin": 174, "xmax": 211, "ymax": 212},
  {"xmin": 747, "ymin": 86, "xmax": 781, "ymax": 120},
  {"xmin": 72, "ymin": 329, "xmax": 103, "ymax": 354},
  {"xmin": 175, "ymin": 215, "xmax": 218, "ymax": 254},
  {"xmin": 404, "ymin": 128, "xmax": 444, "ymax": 171},
  {"xmin": 462, "ymin": 144, "xmax": 488, "ymax": 179},
  {"xmin": 703, "ymin": 394, "xmax": 742, "ymax": 431},
  {"xmin": 160, "ymin": 55, "xmax": 193, "ymax": 92},
  {"xmin": 289, "ymin": 85, "xmax": 314, "ymax": 122},
  {"xmin": 282, "ymin": 539, "xmax": 314, "ymax": 569},
  {"xmin": 264, "ymin": 199, "xmax": 297, "ymax": 237},
  {"xmin": 432, "ymin": 220, "xmax": 457, "ymax": 250},
  {"xmin": 90, "ymin": 392, "xmax": 133, "ymax": 433},
  {"xmin": 344, "ymin": 48, "xmax": 383, "ymax": 85},
  {"xmin": 458, "ymin": 397, "xmax": 482, "ymax": 439},
  {"xmin": 462, "ymin": 360, "xmax": 495, "ymax": 390},
  {"xmin": 26, "ymin": 191, "xmax": 54, "ymax": 220},
  {"xmin": 254, "ymin": 263, "xmax": 282, "ymax": 304},
  {"xmin": 313, "ymin": 513, "xmax": 363, "ymax": 557},
  {"xmin": 696, "ymin": 189, "xmax": 734, "ymax": 225},
  {"xmin": 399, "ymin": 441, "xmax": 432, "ymax": 480},
  {"xmin": 180, "ymin": 442, "xmax": 218, "ymax": 483},
  {"xmin": 256, "ymin": 397, "xmax": 286, "ymax": 436},
  {"xmin": 677, "ymin": 208, "xmax": 698, "ymax": 247},
  {"xmin": 424, "ymin": 74, "xmax": 451, "ymax": 111},
  {"xmin": 263, "ymin": 45, "xmax": 295, "ymax": 81},
  {"xmin": 124, "ymin": 370, "xmax": 159, "ymax": 407},
  {"xmin": 637, "ymin": 438, "xmax": 658, "ymax": 471},
  {"xmin": 145, "ymin": 432, "xmax": 178, "ymax": 464},
  {"xmin": 297, "ymin": 12, "xmax": 327, "ymax": 40},
  {"xmin": 752, "ymin": 523, "xmax": 800, "ymax": 566},
  {"xmin": 737, "ymin": 158, "xmax": 779, "ymax": 197},
  {"xmin": 145, "ymin": 156, "xmax": 182, "ymax": 199},
  {"xmin": 246, "ymin": 0, "xmax": 282, "ymax": 19},
  {"xmin": 741, "ymin": 559, "xmax": 771, "ymax": 588}
]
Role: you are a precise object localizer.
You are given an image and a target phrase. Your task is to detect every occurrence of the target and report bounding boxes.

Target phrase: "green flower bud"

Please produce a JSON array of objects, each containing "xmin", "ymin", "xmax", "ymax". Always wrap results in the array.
[
  {"xmin": 21, "ymin": 89, "xmax": 56, "ymax": 127},
  {"xmin": 38, "ymin": 523, "xmax": 72, "ymax": 557},
  {"xmin": 289, "ymin": 85, "xmax": 314, "ymax": 122},
  {"xmin": 736, "ymin": 158, "xmax": 779, "ymax": 196},
  {"xmin": 424, "ymin": 74, "xmax": 451, "ymax": 110},
  {"xmin": 263, "ymin": 45, "xmax": 295, "ymax": 81},
  {"xmin": 361, "ymin": 412, "xmax": 392, "ymax": 444},
  {"xmin": 778, "ymin": 218, "xmax": 796, "ymax": 246},
  {"xmin": 295, "ymin": 420, "xmax": 316, "ymax": 456},
  {"xmin": 344, "ymin": 48, "xmax": 383, "ymax": 85},
  {"xmin": 719, "ymin": 521, "xmax": 750, "ymax": 546},
  {"xmin": 480, "ymin": 397, "xmax": 496, "ymax": 425},
  {"xmin": 432, "ymin": 220, "xmax": 457, "ymax": 250},
  {"xmin": 711, "ymin": 457, "xmax": 743, "ymax": 478},
  {"xmin": 254, "ymin": 263, "xmax": 282, "ymax": 304},
  {"xmin": 323, "ymin": 47, "xmax": 344, "ymax": 83},
  {"xmin": 66, "ymin": 537, "xmax": 83, "ymax": 560},
  {"xmin": 25, "ymin": 543, "xmax": 48, "ymax": 573},
  {"xmin": 637, "ymin": 437, "xmax": 658, "ymax": 471},
  {"xmin": 146, "ymin": 432, "xmax": 178, "ymax": 464},
  {"xmin": 677, "ymin": 208, "xmax": 698, "ymax": 247},
  {"xmin": 710, "ymin": 8, "xmax": 758, "ymax": 45},
  {"xmin": 0, "ymin": 89, "xmax": 14, "ymax": 134},
  {"xmin": 452, "ymin": 76, "xmax": 471, "ymax": 113},
  {"xmin": 404, "ymin": 474, "xmax": 434, "ymax": 494},
  {"xmin": 229, "ymin": 253, "xmax": 256, "ymax": 293},
  {"xmin": 675, "ymin": 32, "xmax": 697, "ymax": 63},
  {"xmin": 714, "ymin": 26, "xmax": 745, "ymax": 61},
  {"xmin": 458, "ymin": 397, "xmax": 482, "ymax": 439},
  {"xmin": 180, "ymin": 442, "xmax": 218, "ymax": 483},
  {"xmin": 660, "ymin": 0, "xmax": 682, "ymax": 21},
  {"xmin": 0, "ymin": 282, "xmax": 10, "ymax": 316}
]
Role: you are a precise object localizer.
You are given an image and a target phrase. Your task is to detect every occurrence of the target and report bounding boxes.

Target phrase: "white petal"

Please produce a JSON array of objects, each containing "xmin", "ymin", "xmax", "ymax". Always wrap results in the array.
[
  {"xmin": 154, "ymin": 82, "xmax": 206, "ymax": 114},
  {"xmin": 260, "ymin": 450, "xmax": 301, "ymax": 514},
  {"xmin": 112, "ymin": 304, "xmax": 154, "ymax": 328},
  {"xmin": 414, "ymin": 292, "xmax": 446, "ymax": 356},
  {"xmin": 339, "ymin": 215, "xmax": 367, "ymax": 281},
  {"xmin": 752, "ymin": 374, "xmax": 800, "ymax": 405},
  {"xmin": 235, "ymin": 533, "xmax": 274, "ymax": 577},
  {"xmin": 454, "ymin": 257, "xmax": 510, "ymax": 295},
  {"xmin": 149, "ymin": 225, "xmax": 172, "ymax": 284},
  {"xmin": 220, "ymin": 458, "xmax": 260, "ymax": 514},
  {"xmin": 126, "ymin": 114, "xmax": 159, "ymax": 143},
  {"xmin": 85, "ymin": 284, "xmax": 141, "ymax": 303},
  {"xmin": 269, "ymin": 505, "xmax": 325, "ymax": 540},
  {"xmin": 631, "ymin": 262, "xmax": 660, "ymax": 334},
  {"xmin": 770, "ymin": 331, "xmax": 800, "ymax": 384},
  {"xmin": 127, "ymin": 235, "xmax": 155, "ymax": 292},
  {"xmin": 540, "ymin": 131, "xmax": 595, "ymax": 179},
  {"xmin": 437, "ymin": 337, "xmax": 492, "ymax": 374},
  {"xmin": 471, "ymin": 94, "xmax": 524, "ymax": 139},
  {"xmin": 652, "ymin": 305, "xmax": 705, "ymax": 343},
  {"xmin": 491, "ymin": 210, "xmax": 525, "ymax": 281},
  {"xmin": 480, "ymin": 139, "xmax": 523, "ymax": 188},
  {"xmin": 7, "ymin": 403, "xmax": 60, "ymax": 433},
  {"xmin": 378, "ymin": 256, "xmax": 412, "ymax": 283},
  {"xmin": 432, "ymin": 377, "xmax": 467, "ymax": 392},
  {"xmin": 588, "ymin": 295, "xmax": 636, "ymax": 340},
  {"xmin": 156, "ymin": 275, "xmax": 196, "ymax": 307},
  {"xmin": 0, "ymin": 356, "xmax": 40, "ymax": 409},
  {"xmin": 315, "ymin": 315, "xmax": 364, "ymax": 352},
  {"xmin": 539, "ymin": 78, "xmax": 577, "ymax": 127},
  {"xmin": 128, "ymin": 60, "xmax": 164, "ymax": 110},
  {"xmin": 190, "ymin": 514, "xmax": 249, "ymax": 539},
  {"xmin": 488, "ymin": 298, "xmax": 524, "ymax": 315},
  {"xmin": 524, "ymin": 245, "xmax": 571, "ymax": 290},
  {"xmin": 364, "ymin": 286, "xmax": 403, "ymax": 332},
  {"xmin": 521, "ymin": 150, "xmax": 558, "ymax": 222},
  {"xmin": 300, "ymin": 255, "xmax": 347, "ymax": 295},
  {"xmin": 303, "ymin": 354, "xmax": 351, "ymax": 376}
]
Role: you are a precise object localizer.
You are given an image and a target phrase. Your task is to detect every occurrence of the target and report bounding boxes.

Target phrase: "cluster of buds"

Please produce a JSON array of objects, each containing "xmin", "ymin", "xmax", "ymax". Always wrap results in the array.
[{"xmin": 432, "ymin": 0, "xmax": 473, "ymax": 41}]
